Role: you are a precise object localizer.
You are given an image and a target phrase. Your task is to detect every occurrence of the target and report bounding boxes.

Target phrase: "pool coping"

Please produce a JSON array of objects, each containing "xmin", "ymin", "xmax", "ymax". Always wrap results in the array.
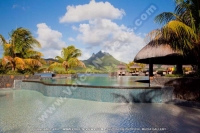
[{"xmin": 22, "ymin": 80, "xmax": 161, "ymax": 89}]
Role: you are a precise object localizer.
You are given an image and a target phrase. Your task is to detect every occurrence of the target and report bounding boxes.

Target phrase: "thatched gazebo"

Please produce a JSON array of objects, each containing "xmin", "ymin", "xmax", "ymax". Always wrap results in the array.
[
  {"xmin": 130, "ymin": 63, "xmax": 142, "ymax": 73},
  {"xmin": 116, "ymin": 63, "xmax": 126, "ymax": 76},
  {"xmin": 134, "ymin": 41, "xmax": 197, "ymax": 76}
]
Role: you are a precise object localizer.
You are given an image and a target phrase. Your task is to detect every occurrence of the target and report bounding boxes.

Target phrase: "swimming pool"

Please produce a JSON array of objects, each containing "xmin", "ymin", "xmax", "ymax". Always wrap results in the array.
[
  {"xmin": 41, "ymin": 74, "xmax": 149, "ymax": 87},
  {"xmin": 0, "ymin": 89, "xmax": 199, "ymax": 133},
  {"xmin": 20, "ymin": 74, "xmax": 172, "ymax": 103}
]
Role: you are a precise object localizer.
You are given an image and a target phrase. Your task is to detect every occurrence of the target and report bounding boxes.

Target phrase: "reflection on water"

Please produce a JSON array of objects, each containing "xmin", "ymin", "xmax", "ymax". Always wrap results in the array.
[
  {"xmin": 41, "ymin": 74, "xmax": 149, "ymax": 87},
  {"xmin": 0, "ymin": 90, "xmax": 199, "ymax": 133}
]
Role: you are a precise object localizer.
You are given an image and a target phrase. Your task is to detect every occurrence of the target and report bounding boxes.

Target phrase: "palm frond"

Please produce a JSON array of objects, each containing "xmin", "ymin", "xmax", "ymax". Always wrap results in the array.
[
  {"xmin": 155, "ymin": 12, "xmax": 181, "ymax": 25},
  {"xmin": 25, "ymin": 49, "xmax": 43, "ymax": 58},
  {"xmin": 163, "ymin": 20, "xmax": 197, "ymax": 41},
  {"xmin": 55, "ymin": 56, "xmax": 64, "ymax": 63},
  {"xmin": 0, "ymin": 34, "xmax": 8, "ymax": 44},
  {"xmin": 24, "ymin": 59, "xmax": 42, "ymax": 67},
  {"xmin": 2, "ymin": 56, "xmax": 13, "ymax": 66},
  {"xmin": 14, "ymin": 57, "xmax": 26, "ymax": 70},
  {"xmin": 48, "ymin": 62, "xmax": 63, "ymax": 71}
]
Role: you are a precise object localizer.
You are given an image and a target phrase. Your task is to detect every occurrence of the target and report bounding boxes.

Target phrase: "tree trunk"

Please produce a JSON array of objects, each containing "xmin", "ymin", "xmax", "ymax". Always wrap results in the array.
[
  {"xmin": 11, "ymin": 62, "xmax": 16, "ymax": 71},
  {"xmin": 176, "ymin": 63, "xmax": 183, "ymax": 74}
]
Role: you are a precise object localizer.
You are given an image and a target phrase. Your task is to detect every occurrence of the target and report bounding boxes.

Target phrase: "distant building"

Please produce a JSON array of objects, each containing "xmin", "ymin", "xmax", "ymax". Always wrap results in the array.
[{"xmin": 117, "ymin": 63, "xmax": 126, "ymax": 76}]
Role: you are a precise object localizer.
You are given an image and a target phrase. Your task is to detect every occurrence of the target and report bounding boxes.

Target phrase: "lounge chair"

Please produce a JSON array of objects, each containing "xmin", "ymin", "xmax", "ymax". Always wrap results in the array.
[
  {"xmin": 162, "ymin": 72, "xmax": 166, "ymax": 76},
  {"xmin": 145, "ymin": 72, "xmax": 149, "ymax": 76}
]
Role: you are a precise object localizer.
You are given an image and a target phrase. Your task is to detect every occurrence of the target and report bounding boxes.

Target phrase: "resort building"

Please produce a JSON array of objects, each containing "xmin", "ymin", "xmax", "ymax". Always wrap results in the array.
[{"xmin": 117, "ymin": 63, "xmax": 127, "ymax": 76}]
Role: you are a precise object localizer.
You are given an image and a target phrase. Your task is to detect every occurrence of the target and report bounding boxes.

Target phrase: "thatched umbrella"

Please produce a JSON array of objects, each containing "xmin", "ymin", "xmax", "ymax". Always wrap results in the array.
[
  {"xmin": 134, "ymin": 44, "xmax": 193, "ymax": 64},
  {"xmin": 134, "ymin": 41, "xmax": 197, "ymax": 75}
]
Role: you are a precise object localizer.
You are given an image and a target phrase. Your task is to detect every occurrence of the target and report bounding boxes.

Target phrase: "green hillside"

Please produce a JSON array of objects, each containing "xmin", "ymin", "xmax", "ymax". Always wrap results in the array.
[
  {"xmin": 42, "ymin": 51, "xmax": 126, "ymax": 73},
  {"xmin": 82, "ymin": 50, "xmax": 122, "ymax": 69}
]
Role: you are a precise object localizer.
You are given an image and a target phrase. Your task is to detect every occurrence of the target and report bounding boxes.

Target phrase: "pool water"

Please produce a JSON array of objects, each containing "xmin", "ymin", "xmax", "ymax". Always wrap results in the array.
[
  {"xmin": 0, "ymin": 89, "xmax": 199, "ymax": 133},
  {"xmin": 41, "ymin": 74, "xmax": 149, "ymax": 87}
]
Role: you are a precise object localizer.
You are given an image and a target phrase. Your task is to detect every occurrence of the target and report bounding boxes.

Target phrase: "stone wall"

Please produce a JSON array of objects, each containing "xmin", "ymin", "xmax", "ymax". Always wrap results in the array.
[
  {"xmin": 0, "ymin": 75, "xmax": 41, "ymax": 88},
  {"xmin": 151, "ymin": 77, "xmax": 200, "ymax": 102}
]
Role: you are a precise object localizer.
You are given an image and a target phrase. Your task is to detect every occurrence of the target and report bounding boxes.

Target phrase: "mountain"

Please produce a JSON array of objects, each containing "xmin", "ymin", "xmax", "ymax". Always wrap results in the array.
[
  {"xmin": 82, "ymin": 50, "xmax": 122, "ymax": 69},
  {"xmin": 44, "ymin": 58, "xmax": 57, "ymax": 62}
]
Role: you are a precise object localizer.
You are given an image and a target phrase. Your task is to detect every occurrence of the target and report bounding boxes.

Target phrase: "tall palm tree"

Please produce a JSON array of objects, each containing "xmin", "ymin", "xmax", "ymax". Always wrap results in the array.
[
  {"xmin": 146, "ymin": 0, "xmax": 200, "ymax": 56},
  {"xmin": 145, "ymin": 0, "xmax": 200, "ymax": 74},
  {"xmin": 0, "ymin": 27, "xmax": 43, "ymax": 72},
  {"xmin": 48, "ymin": 45, "xmax": 85, "ymax": 72},
  {"xmin": 126, "ymin": 61, "xmax": 135, "ymax": 72}
]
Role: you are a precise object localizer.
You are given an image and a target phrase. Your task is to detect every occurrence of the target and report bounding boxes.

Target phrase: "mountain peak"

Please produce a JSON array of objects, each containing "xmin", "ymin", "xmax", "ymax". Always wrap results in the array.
[
  {"xmin": 92, "ymin": 53, "xmax": 95, "ymax": 57},
  {"xmin": 96, "ymin": 50, "xmax": 110, "ymax": 56},
  {"xmin": 82, "ymin": 50, "xmax": 121, "ymax": 68}
]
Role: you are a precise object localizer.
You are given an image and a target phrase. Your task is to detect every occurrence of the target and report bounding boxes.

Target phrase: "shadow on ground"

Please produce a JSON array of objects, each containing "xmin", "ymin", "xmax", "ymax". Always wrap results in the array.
[{"xmin": 111, "ymin": 89, "xmax": 161, "ymax": 103}]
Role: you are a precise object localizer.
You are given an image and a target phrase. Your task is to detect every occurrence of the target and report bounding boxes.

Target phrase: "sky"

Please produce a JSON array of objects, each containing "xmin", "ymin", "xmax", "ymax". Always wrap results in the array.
[{"xmin": 0, "ymin": 0, "xmax": 175, "ymax": 63}]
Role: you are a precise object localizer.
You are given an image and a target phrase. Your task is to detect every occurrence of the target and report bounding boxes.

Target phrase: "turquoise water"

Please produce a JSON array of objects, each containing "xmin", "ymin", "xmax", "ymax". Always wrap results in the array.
[
  {"xmin": 0, "ymin": 89, "xmax": 200, "ymax": 133},
  {"xmin": 41, "ymin": 74, "xmax": 149, "ymax": 87}
]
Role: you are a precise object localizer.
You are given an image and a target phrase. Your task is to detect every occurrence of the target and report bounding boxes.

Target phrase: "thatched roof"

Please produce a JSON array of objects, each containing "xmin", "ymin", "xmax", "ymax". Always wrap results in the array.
[
  {"xmin": 134, "ymin": 42, "xmax": 197, "ymax": 65},
  {"xmin": 117, "ymin": 63, "xmax": 126, "ymax": 69},
  {"xmin": 160, "ymin": 65, "xmax": 174, "ymax": 68},
  {"xmin": 183, "ymin": 65, "xmax": 192, "ymax": 68},
  {"xmin": 130, "ymin": 64, "xmax": 141, "ymax": 69}
]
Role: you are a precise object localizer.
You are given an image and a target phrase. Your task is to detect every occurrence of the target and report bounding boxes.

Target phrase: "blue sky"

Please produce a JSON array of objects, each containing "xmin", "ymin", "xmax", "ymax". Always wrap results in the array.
[{"xmin": 0, "ymin": 0, "xmax": 175, "ymax": 63}]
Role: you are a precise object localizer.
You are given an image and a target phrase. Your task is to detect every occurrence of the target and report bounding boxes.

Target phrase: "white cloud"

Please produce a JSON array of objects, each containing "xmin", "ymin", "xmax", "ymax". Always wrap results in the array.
[
  {"xmin": 68, "ymin": 37, "xmax": 75, "ymax": 42},
  {"xmin": 12, "ymin": 4, "xmax": 18, "ymax": 9},
  {"xmin": 59, "ymin": 0, "xmax": 125, "ymax": 23},
  {"xmin": 36, "ymin": 23, "xmax": 66, "ymax": 58},
  {"xmin": 78, "ymin": 48, "xmax": 91, "ymax": 60},
  {"xmin": 74, "ymin": 19, "xmax": 145, "ymax": 63},
  {"xmin": 40, "ymin": 49, "xmax": 61, "ymax": 59},
  {"xmin": 12, "ymin": 4, "xmax": 27, "ymax": 10}
]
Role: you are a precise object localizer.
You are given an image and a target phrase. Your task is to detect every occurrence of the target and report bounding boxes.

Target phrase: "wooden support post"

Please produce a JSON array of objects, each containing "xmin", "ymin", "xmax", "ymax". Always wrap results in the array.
[
  {"xmin": 149, "ymin": 59, "xmax": 153, "ymax": 87},
  {"xmin": 176, "ymin": 63, "xmax": 183, "ymax": 74}
]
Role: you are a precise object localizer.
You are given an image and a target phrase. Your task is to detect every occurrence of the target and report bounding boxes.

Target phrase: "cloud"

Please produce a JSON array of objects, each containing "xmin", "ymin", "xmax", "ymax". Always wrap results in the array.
[
  {"xmin": 40, "ymin": 49, "xmax": 61, "ymax": 59},
  {"xmin": 74, "ymin": 19, "xmax": 145, "ymax": 63},
  {"xmin": 36, "ymin": 23, "xmax": 66, "ymax": 58},
  {"xmin": 12, "ymin": 4, "xmax": 27, "ymax": 10},
  {"xmin": 59, "ymin": 0, "xmax": 125, "ymax": 23},
  {"xmin": 12, "ymin": 4, "xmax": 18, "ymax": 9},
  {"xmin": 78, "ymin": 48, "xmax": 91, "ymax": 60},
  {"xmin": 68, "ymin": 37, "xmax": 75, "ymax": 42}
]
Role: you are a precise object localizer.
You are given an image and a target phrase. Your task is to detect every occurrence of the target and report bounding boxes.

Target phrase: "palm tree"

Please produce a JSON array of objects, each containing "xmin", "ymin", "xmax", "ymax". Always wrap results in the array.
[
  {"xmin": 0, "ymin": 27, "xmax": 43, "ymax": 72},
  {"xmin": 147, "ymin": 0, "xmax": 199, "ymax": 53},
  {"xmin": 126, "ymin": 61, "xmax": 135, "ymax": 72},
  {"xmin": 48, "ymin": 45, "xmax": 85, "ymax": 72},
  {"xmin": 146, "ymin": 0, "xmax": 200, "ymax": 74}
]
